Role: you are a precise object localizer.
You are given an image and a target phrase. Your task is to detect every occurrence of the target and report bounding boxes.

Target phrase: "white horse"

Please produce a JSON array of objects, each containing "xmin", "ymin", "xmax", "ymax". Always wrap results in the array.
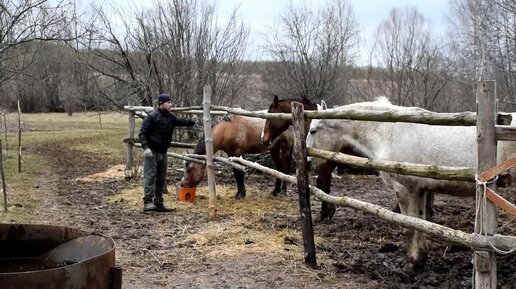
[{"xmin": 306, "ymin": 97, "xmax": 516, "ymax": 268}]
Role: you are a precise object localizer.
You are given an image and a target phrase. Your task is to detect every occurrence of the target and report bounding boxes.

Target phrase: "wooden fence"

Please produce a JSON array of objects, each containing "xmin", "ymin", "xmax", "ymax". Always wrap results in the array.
[{"xmin": 124, "ymin": 81, "xmax": 516, "ymax": 289}]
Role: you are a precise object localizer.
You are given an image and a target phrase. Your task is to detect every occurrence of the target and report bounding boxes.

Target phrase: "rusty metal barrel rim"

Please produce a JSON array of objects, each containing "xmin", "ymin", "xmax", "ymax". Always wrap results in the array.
[{"xmin": 0, "ymin": 223, "xmax": 120, "ymax": 289}]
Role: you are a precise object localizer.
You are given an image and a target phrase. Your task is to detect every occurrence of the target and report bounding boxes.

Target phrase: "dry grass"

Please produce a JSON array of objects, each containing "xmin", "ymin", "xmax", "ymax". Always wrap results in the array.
[{"xmin": 75, "ymin": 164, "xmax": 131, "ymax": 182}]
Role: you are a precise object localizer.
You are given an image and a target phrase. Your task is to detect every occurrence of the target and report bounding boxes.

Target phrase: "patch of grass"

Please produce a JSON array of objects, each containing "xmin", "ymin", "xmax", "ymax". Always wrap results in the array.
[
  {"xmin": 69, "ymin": 130, "xmax": 128, "ymax": 163},
  {"xmin": 0, "ymin": 150, "xmax": 51, "ymax": 223},
  {"xmin": 0, "ymin": 111, "xmax": 136, "ymax": 222},
  {"xmin": 4, "ymin": 112, "xmax": 133, "ymax": 131}
]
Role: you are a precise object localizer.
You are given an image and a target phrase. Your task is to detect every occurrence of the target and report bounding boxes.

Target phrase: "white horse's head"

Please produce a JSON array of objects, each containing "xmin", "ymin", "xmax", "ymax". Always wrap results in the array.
[
  {"xmin": 306, "ymin": 100, "xmax": 328, "ymax": 165},
  {"xmin": 306, "ymin": 97, "xmax": 400, "ymax": 166}
]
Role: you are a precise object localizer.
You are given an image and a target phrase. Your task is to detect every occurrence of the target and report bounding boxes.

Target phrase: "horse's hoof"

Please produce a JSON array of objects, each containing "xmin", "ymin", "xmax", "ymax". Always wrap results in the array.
[
  {"xmin": 234, "ymin": 192, "xmax": 246, "ymax": 199},
  {"xmin": 271, "ymin": 190, "xmax": 286, "ymax": 197},
  {"xmin": 320, "ymin": 211, "xmax": 334, "ymax": 221},
  {"xmin": 320, "ymin": 203, "xmax": 336, "ymax": 221},
  {"xmin": 391, "ymin": 203, "xmax": 401, "ymax": 213},
  {"xmin": 403, "ymin": 261, "xmax": 425, "ymax": 273}
]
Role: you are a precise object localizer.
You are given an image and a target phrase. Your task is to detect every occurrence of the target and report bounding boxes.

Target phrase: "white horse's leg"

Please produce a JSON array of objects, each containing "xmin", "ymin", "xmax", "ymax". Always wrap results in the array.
[{"xmin": 395, "ymin": 186, "xmax": 429, "ymax": 269}]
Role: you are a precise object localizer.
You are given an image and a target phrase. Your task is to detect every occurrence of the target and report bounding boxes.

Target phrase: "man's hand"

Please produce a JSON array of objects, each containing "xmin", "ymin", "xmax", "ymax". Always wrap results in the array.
[
  {"xmin": 191, "ymin": 115, "xmax": 199, "ymax": 124},
  {"xmin": 143, "ymin": 148, "xmax": 153, "ymax": 158}
]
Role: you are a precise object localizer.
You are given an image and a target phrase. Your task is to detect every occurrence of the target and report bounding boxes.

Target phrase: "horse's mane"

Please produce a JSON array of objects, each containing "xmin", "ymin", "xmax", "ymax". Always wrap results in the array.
[
  {"xmin": 278, "ymin": 97, "xmax": 316, "ymax": 106},
  {"xmin": 219, "ymin": 113, "xmax": 233, "ymax": 122},
  {"xmin": 332, "ymin": 96, "xmax": 428, "ymax": 112},
  {"xmin": 193, "ymin": 135, "xmax": 207, "ymax": 155}
]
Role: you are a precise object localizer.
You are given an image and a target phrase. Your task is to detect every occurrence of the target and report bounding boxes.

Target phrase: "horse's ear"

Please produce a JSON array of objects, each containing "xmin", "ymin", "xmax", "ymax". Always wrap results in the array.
[
  {"xmin": 273, "ymin": 95, "xmax": 279, "ymax": 107},
  {"xmin": 320, "ymin": 100, "xmax": 327, "ymax": 110}
]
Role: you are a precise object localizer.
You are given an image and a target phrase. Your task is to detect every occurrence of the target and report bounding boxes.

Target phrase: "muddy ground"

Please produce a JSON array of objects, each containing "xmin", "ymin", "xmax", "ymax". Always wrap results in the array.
[{"xmin": 24, "ymin": 141, "xmax": 516, "ymax": 289}]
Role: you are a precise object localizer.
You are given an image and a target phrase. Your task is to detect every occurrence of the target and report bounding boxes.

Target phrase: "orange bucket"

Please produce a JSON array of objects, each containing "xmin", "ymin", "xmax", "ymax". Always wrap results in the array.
[{"xmin": 177, "ymin": 186, "xmax": 196, "ymax": 202}]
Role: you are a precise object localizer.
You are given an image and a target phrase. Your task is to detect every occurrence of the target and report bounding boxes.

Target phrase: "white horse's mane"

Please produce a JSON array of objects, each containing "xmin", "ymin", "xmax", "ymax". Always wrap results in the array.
[{"xmin": 329, "ymin": 96, "xmax": 428, "ymax": 112}]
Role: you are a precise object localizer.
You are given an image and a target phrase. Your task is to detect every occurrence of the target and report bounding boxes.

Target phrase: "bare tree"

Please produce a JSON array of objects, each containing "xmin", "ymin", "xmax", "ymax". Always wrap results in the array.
[
  {"xmin": 479, "ymin": 0, "xmax": 516, "ymax": 109},
  {"xmin": 0, "ymin": 0, "xmax": 86, "ymax": 112},
  {"xmin": 264, "ymin": 0, "xmax": 358, "ymax": 105},
  {"xmin": 446, "ymin": 0, "xmax": 506, "ymax": 111},
  {"xmin": 370, "ymin": 7, "xmax": 453, "ymax": 111},
  {"xmin": 79, "ymin": 0, "xmax": 250, "ymax": 109},
  {"xmin": 0, "ymin": 0, "xmax": 79, "ymax": 82}
]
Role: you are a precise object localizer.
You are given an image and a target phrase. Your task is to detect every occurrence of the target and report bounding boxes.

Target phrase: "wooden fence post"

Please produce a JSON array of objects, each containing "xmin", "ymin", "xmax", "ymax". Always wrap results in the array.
[
  {"xmin": 17, "ymin": 98, "xmax": 21, "ymax": 173},
  {"xmin": 2, "ymin": 112, "xmax": 7, "ymax": 151},
  {"xmin": 474, "ymin": 80, "xmax": 498, "ymax": 289},
  {"xmin": 292, "ymin": 102, "xmax": 317, "ymax": 268},
  {"xmin": 126, "ymin": 101, "xmax": 136, "ymax": 178},
  {"xmin": 0, "ymin": 139, "xmax": 6, "ymax": 212},
  {"xmin": 203, "ymin": 86, "xmax": 217, "ymax": 221}
]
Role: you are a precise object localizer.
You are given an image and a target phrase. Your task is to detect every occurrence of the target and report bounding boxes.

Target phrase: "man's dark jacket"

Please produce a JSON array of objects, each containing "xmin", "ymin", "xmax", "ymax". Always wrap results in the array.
[{"xmin": 139, "ymin": 108, "xmax": 195, "ymax": 153}]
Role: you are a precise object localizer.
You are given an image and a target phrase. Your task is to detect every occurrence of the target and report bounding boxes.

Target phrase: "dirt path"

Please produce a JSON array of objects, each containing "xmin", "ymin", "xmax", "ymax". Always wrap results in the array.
[{"xmin": 29, "ymin": 142, "xmax": 516, "ymax": 289}]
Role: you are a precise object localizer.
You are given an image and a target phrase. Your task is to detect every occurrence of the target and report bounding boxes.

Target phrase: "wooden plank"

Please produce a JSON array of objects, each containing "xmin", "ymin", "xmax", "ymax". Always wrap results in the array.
[
  {"xmin": 292, "ymin": 102, "xmax": 317, "ymax": 268},
  {"xmin": 484, "ymin": 188, "xmax": 516, "ymax": 217},
  {"xmin": 479, "ymin": 156, "xmax": 516, "ymax": 182},
  {"xmin": 474, "ymin": 80, "xmax": 498, "ymax": 289}
]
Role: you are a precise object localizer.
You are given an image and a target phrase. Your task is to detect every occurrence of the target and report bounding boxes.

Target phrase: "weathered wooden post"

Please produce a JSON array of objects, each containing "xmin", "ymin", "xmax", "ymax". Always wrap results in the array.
[
  {"xmin": 126, "ymin": 101, "xmax": 136, "ymax": 178},
  {"xmin": 2, "ymin": 112, "xmax": 7, "ymax": 151},
  {"xmin": 0, "ymin": 139, "xmax": 6, "ymax": 212},
  {"xmin": 474, "ymin": 80, "xmax": 498, "ymax": 289},
  {"xmin": 17, "ymin": 98, "xmax": 21, "ymax": 173},
  {"xmin": 291, "ymin": 102, "xmax": 317, "ymax": 268},
  {"xmin": 203, "ymin": 86, "xmax": 217, "ymax": 221}
]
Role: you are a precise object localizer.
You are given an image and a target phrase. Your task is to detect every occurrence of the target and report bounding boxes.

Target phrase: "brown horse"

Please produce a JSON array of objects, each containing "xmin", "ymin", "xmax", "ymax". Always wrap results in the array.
[
  {"xmin": 180, "ymin": 113, "xmax": 294, "ymax": 198},
  {"xmin": 260, "ymin": 95, "xmax": 319, "ymax": 146}
]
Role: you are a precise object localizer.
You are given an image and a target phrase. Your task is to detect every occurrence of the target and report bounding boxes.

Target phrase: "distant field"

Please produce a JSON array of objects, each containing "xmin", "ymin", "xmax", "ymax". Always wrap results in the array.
[
  {"xmin": 1, "ymin": 111, "xmax": 138, "ymax": 150},
  {"xmin": 0, "ymin": 111, "xmax": 136, "ymax": 221},
  {"xmin": 3, "ymin": 111, "xmax": 134, "ymax": 131}
]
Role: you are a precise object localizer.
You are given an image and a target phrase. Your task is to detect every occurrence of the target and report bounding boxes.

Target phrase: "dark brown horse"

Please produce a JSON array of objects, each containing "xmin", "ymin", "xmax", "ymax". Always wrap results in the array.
[
  {"xmin": 260, "ymin": 95, "xmax": 319, "ymax": 146},
  {"xmin": 180, "ymin": 113, "xmax": 294, "ymax": 199},
  {"xmin": 260, "ymin": 95, "xmax": 367, "ymax": 220}
]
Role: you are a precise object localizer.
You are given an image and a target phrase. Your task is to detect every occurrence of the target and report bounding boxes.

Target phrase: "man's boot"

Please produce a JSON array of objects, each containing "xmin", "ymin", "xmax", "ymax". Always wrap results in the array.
[
  {"xmin": 143, "ymin": 203, "xmax": 157, "ymax": 212},
  {"xmin": 154, "ymin": 203, "xmax": 173, "ymax": 212}
]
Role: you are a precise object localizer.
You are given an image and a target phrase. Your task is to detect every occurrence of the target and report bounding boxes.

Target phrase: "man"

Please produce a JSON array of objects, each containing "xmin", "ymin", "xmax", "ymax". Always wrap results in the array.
[{"xmin": 138, "ymin": 93, "xmax": 197, "ymax": 212}]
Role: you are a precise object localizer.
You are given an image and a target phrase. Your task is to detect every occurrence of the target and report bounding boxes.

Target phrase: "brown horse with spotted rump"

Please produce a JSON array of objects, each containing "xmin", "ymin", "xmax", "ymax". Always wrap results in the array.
[{"xmin": 180, "ymin": 113, "xmax": 294, "ymax": 198}]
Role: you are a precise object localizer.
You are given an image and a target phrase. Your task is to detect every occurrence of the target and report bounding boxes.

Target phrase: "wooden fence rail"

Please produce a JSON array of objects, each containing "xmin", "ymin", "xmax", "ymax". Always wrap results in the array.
[{"xmin": 228, "ymin": 156, "xmax": 516, "ymax": 252}]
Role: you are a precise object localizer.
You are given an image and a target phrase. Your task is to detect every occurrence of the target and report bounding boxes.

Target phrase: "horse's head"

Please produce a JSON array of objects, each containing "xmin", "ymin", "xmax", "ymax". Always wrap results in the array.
[
  {"xmin": 180, "ymin": 160, "xmax": 206, "ymax": 188},
  {"xmin": 307, "ymin": 97, "xmax": 404, "ymax": 166},
  {"xmin": 180, "ymin": 136, "xmax": 207, "ymax": 188},
  {"xmin": 261, "ymin": 95, "xmax": 318, "ymax": 145}
]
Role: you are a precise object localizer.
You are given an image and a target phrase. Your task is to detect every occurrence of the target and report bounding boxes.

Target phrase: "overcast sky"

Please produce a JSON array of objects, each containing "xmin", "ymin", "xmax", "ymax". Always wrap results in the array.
[
  {"xmin": 134, "ymin": 0, "xmax": 451, "ymax": 63},
  {"xmin": 216, "ymin": 0, "xmax": 452, "ymax": 63}
]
